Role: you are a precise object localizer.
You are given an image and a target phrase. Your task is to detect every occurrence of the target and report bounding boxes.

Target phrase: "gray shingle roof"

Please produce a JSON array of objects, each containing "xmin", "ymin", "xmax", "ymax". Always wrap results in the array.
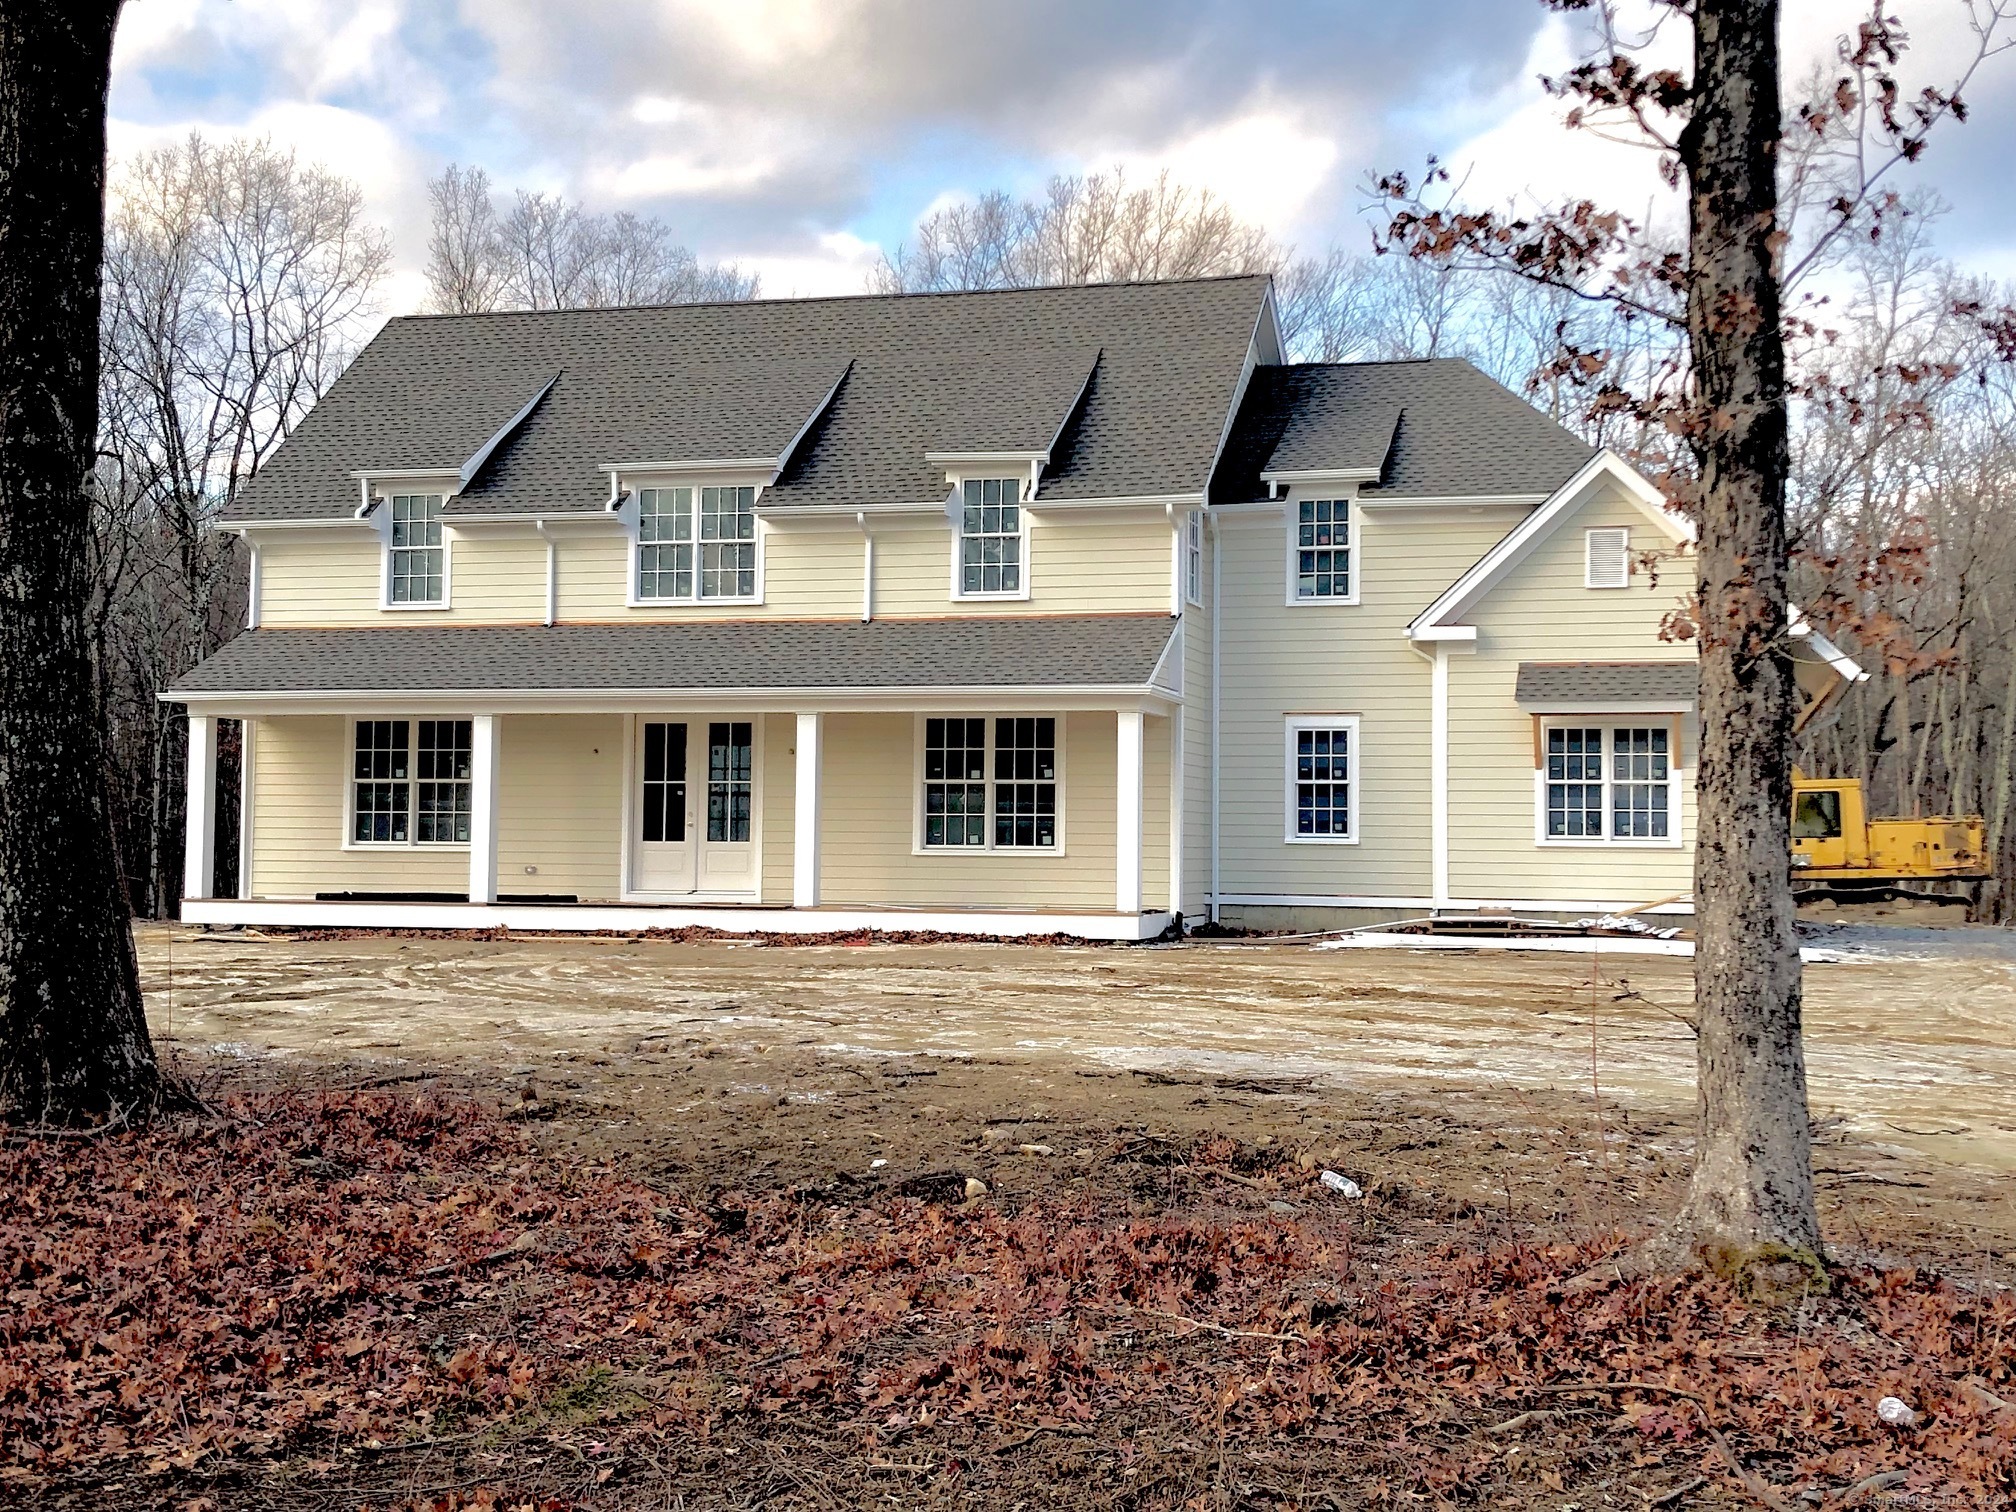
[
  {"xmin": 1213, "ymin": 359, "xmax": 1595, "ymax": 503},
  {"xmin": 169, "ymin": 616, "xmax": 1180, "ymax": 697},
  {"xmin": 227, "ymin": 278, "xmax": 1269, "ymax": 523},
  {"xmin": 1514, "ymin": 661, "xmax": 1698, "ymax": 704}
]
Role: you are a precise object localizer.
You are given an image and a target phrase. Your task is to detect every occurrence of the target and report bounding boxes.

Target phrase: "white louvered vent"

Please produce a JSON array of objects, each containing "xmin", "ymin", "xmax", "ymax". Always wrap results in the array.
[{"xmin": 1585, "ymin": 527, "xmax": 1630, "ymax": 588}]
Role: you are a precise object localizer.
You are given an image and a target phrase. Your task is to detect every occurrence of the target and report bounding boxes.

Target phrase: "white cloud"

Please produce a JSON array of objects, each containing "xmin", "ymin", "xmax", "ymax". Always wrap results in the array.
[
  {"xmin": 1084, "ymin": 108, "xmax": 1346, "ymax": 240},
  {"xmin": 739, "ymin": 230, "xmax": 886, "ymax": 298}
]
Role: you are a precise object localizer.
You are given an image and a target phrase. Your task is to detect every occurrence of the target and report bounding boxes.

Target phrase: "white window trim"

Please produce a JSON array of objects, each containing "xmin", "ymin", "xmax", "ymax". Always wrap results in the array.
[
  {"xmin": 375, "ymin": 490, "xmax": 454, "ymax": 612},
  {"xmin": 1284, "ymin": 492, "xmax": 1361, "ymax": 608},
  {"xmin": 620, "ymin": 480, "xmax": 768, "ymax": 608},
  {"xmin": 1184, "ymin": 508, "xmax": 1204, "ymax": 607},
  {"xmin": 1283, "ymin": 714, "xmax": 1361, "ymax": 846},
  {"xmin": 340, "ymin": 715, "xmax": 474, "ymax": 852},
  {"xmin": 910, "ymin": 713, "xmax": 1067, "ymax": 856},
  {"xmin": 1584, "ymin": 526, "xmax": 1631, "ymax": 589},
  {"xmin": 947, "ymin": 475, "xmax": 1034, "ymax": 603},
  {"xmin": 1532, "ymin": 716, "xmax": 1685, "ymax": 849}
]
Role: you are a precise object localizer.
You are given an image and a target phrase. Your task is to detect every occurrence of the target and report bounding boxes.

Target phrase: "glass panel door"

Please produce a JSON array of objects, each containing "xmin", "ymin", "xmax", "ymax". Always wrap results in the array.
[
  {"xmin": 697, "ymin": 720, "xmax": 756, "ymax": 892},
  {"xmin": 633, "ymin": 721, "xmax": 695, "ymax": 892}
]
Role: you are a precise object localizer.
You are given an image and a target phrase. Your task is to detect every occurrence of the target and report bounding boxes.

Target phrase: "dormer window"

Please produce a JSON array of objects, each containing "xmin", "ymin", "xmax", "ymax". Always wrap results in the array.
[
  {"xmin": 387, "ymin": 493, "xmax": 445, "ymax": 605},
  {"xmin": 957, "ymin": 477, "xmax": 1024, "ymax": 597},
  {"xmin": 634, "ymin": 485, "xmax": 758, "ymax": 602}
]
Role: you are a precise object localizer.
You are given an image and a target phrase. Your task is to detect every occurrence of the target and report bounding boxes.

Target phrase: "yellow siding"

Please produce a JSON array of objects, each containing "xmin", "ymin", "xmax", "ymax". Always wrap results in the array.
[
  {"xmin": 1142, "ymin": 712, "xmax": 1171, "ymax": 911},
  {"xmin": 817, "ymin": 711, "xmax": 1129, "ymax": 909},
  {"xmin": 257, "ymin": 514, "xmax": 1174, "ymax": 626},
  {"xmin": 1215, "ymin": 501, "xmax": 1530, "ymax": 899},
  {"xmin": 1449, "ymin": 485, "xmax": 1698, "ymax": 902},
  {"xmin": 496, "ymin": 716, "xmax": 625, "ymax": 900},
  {"xmin": 246, "ymin": 716, "xmax": 467, "ymax": 897},
  {"xmin": 760, "ymin": 712, "xmax": 797, "ymax": 906}
]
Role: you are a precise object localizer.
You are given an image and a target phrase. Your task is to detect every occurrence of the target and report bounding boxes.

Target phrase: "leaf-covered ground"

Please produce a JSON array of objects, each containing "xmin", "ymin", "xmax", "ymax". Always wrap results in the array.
[{"xmin": 3, "ymin": 1091, "xmax": 2011, "ymax": 1510}]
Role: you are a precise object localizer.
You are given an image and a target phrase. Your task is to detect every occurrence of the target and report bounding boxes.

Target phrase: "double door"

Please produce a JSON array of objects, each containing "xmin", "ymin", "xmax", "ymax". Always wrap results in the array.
[{"xmin": 633, "ymin": 718, "xmax": 756, "ymax": 895}]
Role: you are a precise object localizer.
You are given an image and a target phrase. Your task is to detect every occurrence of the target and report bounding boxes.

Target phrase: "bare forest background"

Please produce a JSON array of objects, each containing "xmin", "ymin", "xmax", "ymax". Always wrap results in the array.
[{"xmin": 97, "ymin": 135, "xmax": 2016, "ymax": 920}]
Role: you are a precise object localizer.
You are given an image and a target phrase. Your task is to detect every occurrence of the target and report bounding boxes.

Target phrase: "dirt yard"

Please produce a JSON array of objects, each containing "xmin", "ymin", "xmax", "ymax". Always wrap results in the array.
[
  {"xmin": 139, "ymin": 922, "xmax": 2016, "ymax": 1267},
  {"xmin": 11, "ymin": 923, "xmax": 2006, "ymax": 1512}
]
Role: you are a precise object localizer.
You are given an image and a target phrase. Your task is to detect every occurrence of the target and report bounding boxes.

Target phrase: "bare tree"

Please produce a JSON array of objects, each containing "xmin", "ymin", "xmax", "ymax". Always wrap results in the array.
[
  {"xmin": 424, "ymin": 167, "xmax": 759, "ymax": 313},
  {"xmin": 0, "ymin": 0, "xmax": 161, "ymax": 1122},
  {"xmin": 1375, "ymin": 0, "xmax": 2013, "ymax": 1268},
  {"xmin": 97, "ymin": 133, "xmax": 390, "ymax": 916}
]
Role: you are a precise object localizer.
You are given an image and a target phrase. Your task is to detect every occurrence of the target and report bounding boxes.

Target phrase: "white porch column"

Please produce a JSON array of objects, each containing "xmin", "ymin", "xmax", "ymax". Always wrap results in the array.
[
  {"xmin": 1116, "ymin": 708, "xmax": 1144, "ymax": 915},
  {"xmin": 794, "ymin": 712, "xmax": 823, "ymax": 908},
  {"xmin": 468, "ymin": 715, "xmax": 501, "ymax": 905},
  {"xmin": 238, "ymin": 718, "xmax": 257, "ymax": 900},
  {"xmin": 182, "ymin": 713, "xmax": 217, "ymax": 902}
]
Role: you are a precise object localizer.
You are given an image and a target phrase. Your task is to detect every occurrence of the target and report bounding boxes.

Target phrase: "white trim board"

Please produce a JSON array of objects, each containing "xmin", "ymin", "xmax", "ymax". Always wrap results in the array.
[
  {"xmin": 1315, "ymin": 932, "xmax": 1695, "ymax": 958},
  {"xmin": 1211, "ymin": 892, "xmax": 1697, "ymax": 916},
  {"xmin": 180, "ymin": 898, "xmax": 1173, "ymax": 942}
]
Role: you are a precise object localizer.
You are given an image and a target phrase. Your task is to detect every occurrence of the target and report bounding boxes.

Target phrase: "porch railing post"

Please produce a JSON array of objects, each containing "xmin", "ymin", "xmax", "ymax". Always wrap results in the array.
[
  {"xmin": 794, "ymin": 711, "xmax": 823, "ymax": 908},
  {"xmin": 1116, "ymin": 707, "xmax": 1143, "ymax": 914},
  {"xmin": 469, "ymin": 715, "xmax": 501, "ymax": 905},
  {"xmin": 182, "ymin": 712, "xmax": 217, "ymax": 903}
]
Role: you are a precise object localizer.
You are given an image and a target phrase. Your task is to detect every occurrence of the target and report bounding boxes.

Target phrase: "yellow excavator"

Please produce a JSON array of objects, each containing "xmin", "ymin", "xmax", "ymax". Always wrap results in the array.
[{"xmin": 1790, "ymin": 772, "xmax": 1989, "ymax": 901}]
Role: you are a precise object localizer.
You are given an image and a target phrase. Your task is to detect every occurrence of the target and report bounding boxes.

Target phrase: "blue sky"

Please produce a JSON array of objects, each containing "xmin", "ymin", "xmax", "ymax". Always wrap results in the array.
[{"xmin": 108, "ymin": 0, "xmax": 2016, "ymax": 315}]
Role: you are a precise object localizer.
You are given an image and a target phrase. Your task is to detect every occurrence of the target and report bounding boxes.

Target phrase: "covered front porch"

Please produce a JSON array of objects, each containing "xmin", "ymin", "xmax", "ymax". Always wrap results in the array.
[{"xmin": 172, "ymin": 620, "xmax": 1184, "ymax": 942}]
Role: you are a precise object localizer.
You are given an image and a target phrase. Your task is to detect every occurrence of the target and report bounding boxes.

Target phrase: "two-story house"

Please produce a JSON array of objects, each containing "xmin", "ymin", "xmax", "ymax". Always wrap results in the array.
[{"xmin": 167, "ymin": 275, "xmax": 1861, "ymax": 938}]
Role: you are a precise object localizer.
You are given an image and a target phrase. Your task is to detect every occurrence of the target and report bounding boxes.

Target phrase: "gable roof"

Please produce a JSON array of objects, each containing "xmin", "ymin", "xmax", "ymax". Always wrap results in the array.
[
  {"xmin": 224, "ymin": 277, "xmax": 1271, "ymax": 524},
  {"xmin": 167, "ymin": 616, "xmax": 1179, "ymax": 701},
  {"xmin": 1212, "ymin": 359, "xmax": 1596, "ymax": 504}
]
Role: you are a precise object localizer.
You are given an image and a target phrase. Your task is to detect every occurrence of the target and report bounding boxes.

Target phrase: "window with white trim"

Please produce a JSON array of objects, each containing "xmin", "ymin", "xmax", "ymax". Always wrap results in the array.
[
  {"xmin": 1293, "ymin": 497, "xmax": 1351, "ymax": 600},
  {"xmin": 1185, "ymin": 509, "xmax": 1203, "ymax": 605},
  {"xmin": 350, "ymin": 719, "xmax": 472, "ymax": 845},
  {"xmin": 920, "ymin": 716, "xmax": 1058, "ymax": 849},
  {"xmin": 1285, "ymin": 716, "xmax": 1358, "ymax": 843},
  {"xmin": 1585, "ymin": 526, "xmax": 1630, "ymax": 588},
  {"xmin": 387, "ymin": 494, "xmax": 445, "ymax": 603},
  {"xmin": 1541, "ymin": 723, "xmax": 1674, "ymax": 842},
  {"xmin": 634, "ymin": 485, "xmax": 757, "ymax": 601},
  {"xmin": 957, "ymin": 478, "xmax": 1023, "ymax": 596}
]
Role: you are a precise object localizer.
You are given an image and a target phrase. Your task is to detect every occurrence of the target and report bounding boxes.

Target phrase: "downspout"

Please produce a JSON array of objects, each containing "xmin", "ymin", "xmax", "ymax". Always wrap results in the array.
[
  {"xmin": 1430, "ymin": 642, "xmax": 1450, "ymax": 911},
  {"xmin": 1209, "ymin": 509, "xmax": 1222, "ymax": 924},
  {"xmin": 858, "ymin": 510, "xmax": 874, "ymax": 622},
  {"xmin": 244, "ymin": 535, "xmax": 262, "ymax": 630},
  {"xmin": 535, "ymin": 519, "xmax": 557, "ymax": 626}
]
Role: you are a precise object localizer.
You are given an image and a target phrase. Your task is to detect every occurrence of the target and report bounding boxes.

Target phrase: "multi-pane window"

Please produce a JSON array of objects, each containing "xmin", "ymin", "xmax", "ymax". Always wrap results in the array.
[
  {"xmin": 351, "ymin": 719, "xmax": 472, "ymax": 844},
  {"xmin": 706, "ymin": 722, "xmax": 753, "ymax": 843},
  {"xmin": 1544, "ymin": 725, "xmax": 1673, "ymax": 841},
  {"xmin": 921, "ymin": 716, "xmax": 1058, "ymax": 849},
  {"xmin": 958, "ymin": 477, "xmax": 1022, "ymax": 595},
  {"xmin": 1287, "ymin": 719, "xmax": 1356, "ymax": 841},
  {"xmin": 1185, "ymin": 509, "xmax": 1203, "ymax": 605},
  {"xmin": 387, "ymin": 494, "xmax": 445, "ymax": 604},
  {"xmin": 634, "ymin": 485, "xmax": 756, "ymax": 601},
  {"xmin": 1294, "ymin": 498, "xmax": 1351, "ymax": 600},
  {"xmin": 639, "ymin": 722, "xmax": 689, "ymax": 842}
]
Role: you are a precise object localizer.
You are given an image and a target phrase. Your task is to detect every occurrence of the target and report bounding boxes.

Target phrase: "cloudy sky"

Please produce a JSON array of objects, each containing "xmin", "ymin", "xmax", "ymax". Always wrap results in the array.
[{"xmin": 108, "ymin": 0, "xmax": 2016, "ymax": 316}]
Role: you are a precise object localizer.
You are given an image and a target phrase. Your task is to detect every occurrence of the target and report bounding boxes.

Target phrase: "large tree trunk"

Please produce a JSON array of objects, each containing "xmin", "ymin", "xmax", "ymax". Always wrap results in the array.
[
  {"xmin": 1662, "ymin": 0, "xmax": 1822, "ymax": 1260},
  {"xmin": 0, "ymin": 2, "xmax": 159, "ymax": 1122}
]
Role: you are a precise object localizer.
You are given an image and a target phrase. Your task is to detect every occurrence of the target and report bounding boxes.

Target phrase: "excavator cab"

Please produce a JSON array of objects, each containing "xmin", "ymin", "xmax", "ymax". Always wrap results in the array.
[
  {"xmin": 1791, "ymin": 770, "xmax": 1988, "ymax": 891},
  {"xmin": 1790, "ymin": 778, "xmax": 1866, "ymax": 871}
]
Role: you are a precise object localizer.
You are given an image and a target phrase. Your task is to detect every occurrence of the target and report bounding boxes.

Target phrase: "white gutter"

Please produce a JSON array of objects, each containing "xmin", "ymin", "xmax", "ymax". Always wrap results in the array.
[{"xmin": 1209, "ymin": 506, "xmax": 1222, "ymax": 924}]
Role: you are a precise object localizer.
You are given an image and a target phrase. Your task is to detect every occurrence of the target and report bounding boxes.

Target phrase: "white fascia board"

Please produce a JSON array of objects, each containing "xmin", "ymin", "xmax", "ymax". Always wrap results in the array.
[
  {"xmin": 597, "ymin": 458, "xmax": 782, "ymax": 477},
  {"xmin": 1199, "ymin": 295, "xmax": 1275, "ymax": 505},
  {"xmin": 1518, "ymin": 699, "xmax": 1696, "ymax": 715},
  {"xmin": 924, "ymin": 449, "xmax": 1050, "ymax": 467},
  {"xmin": 167, "ymin": 684, "xmax": 1183, "ymax": 717},
  {"xmin": 1408, "ymin": 450, "xmax": 1691, "ymax": 637},
  {"xmin": 1259, "ymin": 467, "xmax": 1382, "ymax": 487},
  {"xmin": 215, "ymin": 517, "xmax": 377, "ymax": 533},
  {"xmin": 1205, "ymin": 499, "xmax": 1287, "ymax": 518},
  {"xmin": 1788, "ymin": 609, "xmax": 1870, "ymax": 682},
  {"xmin": 754, "ymin": 500, "xmax": 945, "ymax": 519},
  {"xmin": 459, "ymin": 372, "xmax": 558, "ymax": 488},
  {"xmin": 1145, "ymin": 618, "xmax": 1183, "ymax": 694},
  {"xmin": 776, "ymin": 364, "xmax": 851, "ymax": 477},
  {"xmin": 444, "ymin": 511, "xmax": 619, "ymax": 532},
  {"xmin": 349, "ymin": 467, "xmax": 462, "ymax": 482},
  {"xmin": 1406, "ymin": 624, "xmax": 1477, "ymax": 642},
  {"xmin": 1355, "ymin": 493, "xmax": 1548, "ymax": 510},
  {"xmin": 1023, "ymin": 492, "xmax": 1204, "ymax": 511}
]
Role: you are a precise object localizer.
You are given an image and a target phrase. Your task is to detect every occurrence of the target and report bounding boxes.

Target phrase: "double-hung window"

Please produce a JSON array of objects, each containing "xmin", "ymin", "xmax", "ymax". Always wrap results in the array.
[
  {"xmin": 1541, "ymin": 723, "xmax": 1676, "ymax": 842},
  {"xmin": 350, "ymin": 719, "xmax": 472, "ymax": 845},
  {"xmin": 1292, "ymin": 497, "xmax": 1352, "ymax": 601},
  {"xmin": 920, "ymin": 716, "xmax": 1058, "ymax": 850},
  {"xmin": 1285, "ymin": 716, "xmax": 1358, "ymax": 843},
  {"xmin": 634, "ymin": 485, "xmax": 757, "ymax": 601},
  {"xmin": 957, "ymin": 478, "xmax": 1023, "ymax": 596},
  {"xmin": 387, "ymin": 494, "xmax": 445, "ymax": 604}
]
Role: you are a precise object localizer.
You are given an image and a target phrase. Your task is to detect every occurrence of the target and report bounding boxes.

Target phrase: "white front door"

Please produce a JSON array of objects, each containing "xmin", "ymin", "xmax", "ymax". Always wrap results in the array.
[{"xmin": 633, "ymin": 718, "xmax": 757, "ymax": 895}]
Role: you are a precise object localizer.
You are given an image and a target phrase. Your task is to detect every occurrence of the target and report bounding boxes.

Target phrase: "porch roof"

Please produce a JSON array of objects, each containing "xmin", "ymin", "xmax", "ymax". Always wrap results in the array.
[
  {"xmin": 167, "ymin": 614, "xmax": 1179, "ymax": 700},
  {"xmin": 1514, "ymin": 661, "xmax": 1698, "ymax": 706}
]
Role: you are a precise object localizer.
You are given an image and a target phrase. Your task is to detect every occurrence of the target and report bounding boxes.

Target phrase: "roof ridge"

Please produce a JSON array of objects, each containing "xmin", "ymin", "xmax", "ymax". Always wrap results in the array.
[{"xmin": 387, "ymin": 273, "xmax": 1273, "ymax": 324}]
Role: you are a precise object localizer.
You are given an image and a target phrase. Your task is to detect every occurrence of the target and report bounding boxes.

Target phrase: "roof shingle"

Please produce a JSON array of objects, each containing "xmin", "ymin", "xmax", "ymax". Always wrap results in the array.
[{"xmin": 1514, "ymin": 661, "xmax": 1698, "ymax": 704}]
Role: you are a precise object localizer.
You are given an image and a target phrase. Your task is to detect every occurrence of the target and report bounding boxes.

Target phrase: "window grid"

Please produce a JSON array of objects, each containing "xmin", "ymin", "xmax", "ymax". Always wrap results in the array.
[
  {"xmin": 921, "ymin": 716, "xmax": 1058, "ymax": 850},
  {"xmin": 1292, "ymin": 725, "xmax": 1353, "ymax": 839},
  {"xmin": 639, "ymin": 721, "xmax": 689, "ymax": 843},
  {"xmin": 1544, "ymin": 725, "xmax": 1673, "ymax": 841},
  {"xmin": 1295, "ymin": 497, "xmax": 1350, "ymax": 600},
  {"xmin": 388, "ymin": 494, "xmax": 444, "ymax": 603},
  {"xmin": 706, "ymin": 721, "xmax": 753, "ymax": 844},
  {"xmin": 1185, "ymin": 510, "xmax": 1203, "ymax": 605},
  {"xmin": 959, "ymin": 477, "xmax": 1022, "ymax": 595},
  {"xmin": 351, "ymin": 719, "xmax": 473, "ymax": 846},
  {"xmin": 634, "ymin": 484, "xmax": 756, "ymax": 601}
]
